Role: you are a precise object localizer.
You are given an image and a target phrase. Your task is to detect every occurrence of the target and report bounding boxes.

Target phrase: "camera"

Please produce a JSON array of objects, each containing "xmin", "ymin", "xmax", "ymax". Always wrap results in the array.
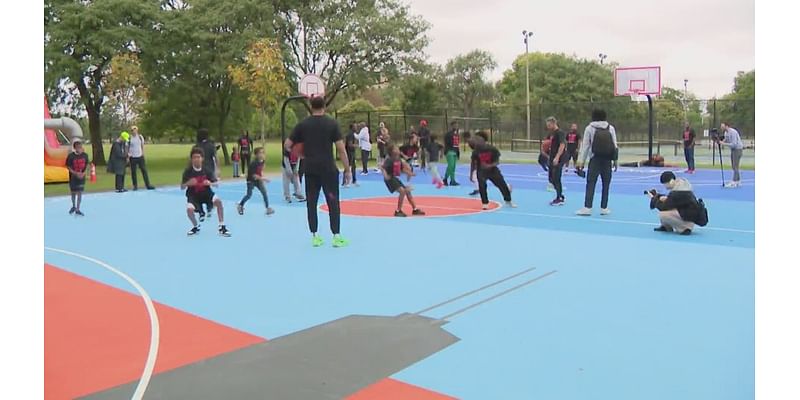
[
  {"xmin": 709, "ymin": 128, "xmax": 721, "ymax": 141},
  {"xmin": 644, "ymin": 189, "xmax": 659, "ymax": 197}
]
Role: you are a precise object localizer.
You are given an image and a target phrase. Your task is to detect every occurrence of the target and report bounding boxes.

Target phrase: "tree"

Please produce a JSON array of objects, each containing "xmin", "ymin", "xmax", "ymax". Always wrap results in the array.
[
  {"xmin": 103, "ymin": 53, "xmax": 149, "ymax": 127},
  {"xmin": 45, "ymin": 0, "xmax": 159, "ymax": 164},
  {"xmin": 229, "ymin": 38, "xmax": 291, "ymax": 144},
  {"xmin": 443, "ymin": 50, "xmax": 497, "ymax": 130},
  {"xmin": 338, "ymin": 98, "xmax": 376, "ymax": 114},
  {"xmin": 272, "ymin": 0, "xmax": 430, "ymax": 105},
  {"xmin": 717, "ymin": 70, "xmax": 755, "ymax": 136}
]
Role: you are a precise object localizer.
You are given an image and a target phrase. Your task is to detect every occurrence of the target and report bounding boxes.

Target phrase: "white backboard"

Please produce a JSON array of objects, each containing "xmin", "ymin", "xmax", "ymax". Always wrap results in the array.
[
  {"xmin": 298, "ymin": 74, "xmax": 326, "ymax": 98},
  {"xmin": 614, "ymin": 66, "xmax": 661, "ymax": 96}
]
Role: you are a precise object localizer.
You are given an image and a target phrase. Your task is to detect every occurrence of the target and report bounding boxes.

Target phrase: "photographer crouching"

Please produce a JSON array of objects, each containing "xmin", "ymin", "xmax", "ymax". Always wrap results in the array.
[{"xmin": 646, "ymin": 171, "xmax": 708, "ymax": 235}]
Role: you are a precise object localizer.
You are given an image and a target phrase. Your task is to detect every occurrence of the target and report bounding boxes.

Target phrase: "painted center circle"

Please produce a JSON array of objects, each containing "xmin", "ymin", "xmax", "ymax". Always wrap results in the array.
[{"xmin": 320, "ymin": 196, "xmax": 501, "ymax": 217}]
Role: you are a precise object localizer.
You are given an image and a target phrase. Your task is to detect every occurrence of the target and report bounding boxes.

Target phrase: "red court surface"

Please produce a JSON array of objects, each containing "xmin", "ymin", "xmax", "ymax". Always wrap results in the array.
[
  {"xmin": 322, "ymin": 195, "xmax": 500, "ymax": 217},
  {"xmin": 45, "ymin": 264, "xmax": 455, "ymax": 399}
]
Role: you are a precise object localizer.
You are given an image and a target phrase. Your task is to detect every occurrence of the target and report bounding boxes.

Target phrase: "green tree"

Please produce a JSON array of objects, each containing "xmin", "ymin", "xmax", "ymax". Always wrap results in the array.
[
  {"xmin": 45, "ymin": 0, "xmax": 159, "ymax": 164},
  {"xmin": 229, "ymin": 38, "xmax": 291, "ymax": 144},
  {"xmin": 443, "ymin": 50, "xmax": 497, "ymax": 130},
  {"xmin": 273, "ymin": 0, "xmax": 430, "ymax": 105},
  {"xmin": 716, "ymin": 70, "xmax": 755, "ymax": 136},
  {"xmin": 338, "ymin": 98, "xmax": 376, "ymax": 114},
  {"xmin": 103, "ymin": 53, "xmax": 149, "ymax": 127}
]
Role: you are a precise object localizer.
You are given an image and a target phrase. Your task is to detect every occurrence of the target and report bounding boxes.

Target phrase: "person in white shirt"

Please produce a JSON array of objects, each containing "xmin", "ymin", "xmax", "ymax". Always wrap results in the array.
[
  {"xmin": 128, "ymin": 126, "xmax": 155, "ymax": 190},
  {"xmin": 358, "ymin": 122, "xmax": 372, "ymax": 175},
  {"xmin": 719, "ymin": 122, "xmax": 744, "ymax": 187}
]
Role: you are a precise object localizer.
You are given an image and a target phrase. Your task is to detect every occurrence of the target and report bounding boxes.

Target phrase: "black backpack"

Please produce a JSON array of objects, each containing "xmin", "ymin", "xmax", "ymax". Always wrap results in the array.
[
  {"xmin": 591, "ymin": 125, "xmax": 615, "ymax": 159},
  {"xmin": 694, "ymin": 198, "xmax": 709, "ymax": 227}
]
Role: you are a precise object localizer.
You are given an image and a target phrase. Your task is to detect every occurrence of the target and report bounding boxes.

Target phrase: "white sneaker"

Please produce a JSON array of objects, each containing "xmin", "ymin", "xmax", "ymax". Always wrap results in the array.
[
  {"xmin": 724, "ymin": 181, "xmax": 736, "ymax": 188},
  {"xmin": 482, "ymin": 204, "xmax": 489, "ymax": 210},
  {"xmin": 546, "ymin": 183, "xmax": 555, "ymax": 192},
  {"xmin": 600, "ymin": 208, "xmax": 611, "ymax": 216},
  {"xmin": 505, "ymin": 201, "xmax": 517, "ymax": 208},
  {"xmin": 373, "ymin": 168, "xmax": 381, "ymax": 173},
  {"xmin": 343, "ymin": 183, "xmax": 351, "ymax": 188},
  {"xmin": 576, "ymin": 207, "xmax": 592, "ymax": 216}
]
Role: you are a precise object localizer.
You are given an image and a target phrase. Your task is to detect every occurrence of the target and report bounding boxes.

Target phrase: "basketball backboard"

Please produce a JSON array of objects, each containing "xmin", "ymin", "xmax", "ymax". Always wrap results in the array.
[
  {"xmin": 614, "ymin": 66, "xmax": 661, "ymax": 97},
  {"xmin": 298, "ymin": 74, "xmax": 326, "ymax": 98}
]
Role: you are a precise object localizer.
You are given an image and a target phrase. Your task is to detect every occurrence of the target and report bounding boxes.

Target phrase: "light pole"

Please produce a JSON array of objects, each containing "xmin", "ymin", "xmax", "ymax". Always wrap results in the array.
[
  {"xmin": 683, "ymin": 79, "xmax": 689, "ymax": 120},
  {"xmin": 523, "ymin": 30, "xmax": 533, "ymax": 141},
  {"xmin": 598, "ymin": 53, "xmax": 607, "ymax": 65}
]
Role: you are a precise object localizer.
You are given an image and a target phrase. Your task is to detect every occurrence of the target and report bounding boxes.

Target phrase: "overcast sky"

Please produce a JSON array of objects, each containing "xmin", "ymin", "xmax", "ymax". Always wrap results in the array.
[{"xmin": 405, "ymin": 0, "xmax": 754, "ymax": 98}]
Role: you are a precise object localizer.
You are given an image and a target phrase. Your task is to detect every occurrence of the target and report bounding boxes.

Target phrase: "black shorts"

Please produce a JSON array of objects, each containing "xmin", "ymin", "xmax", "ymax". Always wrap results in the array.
[
  {"xmin": 187, "ymin": 190, "xmax": 215, "ymax": 212},
  {"xmin": 378, "ymin": 143, "xmax": 386, "ymax": 158},
  {"xmin": 69, "ymin": 178, "xmax": 85, "ymax": 193},
  {"xmin": 384, "ymin": 177, "xmax": 405, "ymax": 193}
]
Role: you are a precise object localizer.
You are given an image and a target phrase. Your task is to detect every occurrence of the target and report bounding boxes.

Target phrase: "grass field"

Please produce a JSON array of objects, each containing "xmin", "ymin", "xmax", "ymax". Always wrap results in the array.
[{"xmin": 43, "ymin": 140, "xmax": 754, "ymax": 197}]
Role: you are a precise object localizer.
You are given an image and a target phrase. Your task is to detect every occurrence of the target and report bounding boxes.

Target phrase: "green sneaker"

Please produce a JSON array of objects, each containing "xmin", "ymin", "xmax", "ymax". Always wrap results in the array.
[
  {"xmin": 332, "ymin": 235, "xmax": 349, "ymax": 248},
  {"xmin": 312, "ymin": 236, "xmax": 324, "ymax": 247}
]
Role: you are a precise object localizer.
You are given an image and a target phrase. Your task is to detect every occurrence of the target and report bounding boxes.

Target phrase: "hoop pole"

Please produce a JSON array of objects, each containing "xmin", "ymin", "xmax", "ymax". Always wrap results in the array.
[
  {"xmin": 647, "ymin": 95, "xmax": 654, "ymax": 160},
  {"xmin": 281, "ymin": 95, "xmax": 311, "ymax": 145}
]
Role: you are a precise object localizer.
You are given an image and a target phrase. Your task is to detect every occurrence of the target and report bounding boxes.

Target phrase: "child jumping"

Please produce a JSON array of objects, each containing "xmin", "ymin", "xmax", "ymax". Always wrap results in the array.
[
  {"xmin": 470, "ymin": 131, "xmax": 516, "ymax": 210},
  {"xmin": 237, "ymin": 147, "xmax": 275, "ymax": 216},
  {"xmin": 231, "ymin": 145, "xmax": 241, "ymax": 178},
  {"xmin": 282, "ymin": 146, "xmax": 306, "ymax": 203},
  {"xmin": 382, "ymin": 144, "xmax": 426, "ymax": 217},
  {"xmin": 182, "ymin": 147, "xmax": 230, "ymax": 236},
  {"xmin": 66, "ymin": 140, "xmax": 89, "ymax": 216}
]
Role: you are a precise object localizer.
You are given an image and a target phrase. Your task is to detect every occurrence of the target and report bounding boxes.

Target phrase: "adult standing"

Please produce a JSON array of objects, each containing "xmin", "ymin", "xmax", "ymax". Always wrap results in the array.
[
  {"xmin": 545, "ymin": 117, "xmax": 567, "ymax": 206},
  {"xmin": 197, "ymin": 128, "xmax": 219, "ymax": 179},
  {"xmin": 238, "ymin": 130, "xmax": 254, "ymax": 177},
  {"xmin": 343, "ymin": 123, "xmax": 359, "ymax": 187},
  {"xmin": 681, "ymin": 122, "xmax": 696, "ymax": 174},
  {"xmin": 564, "ymin": 123, "xmax": 581, "ymax": 171},
  {"xmin": 128, "ymin": 126, "xmax": 155, "ymax": 190},
  {"xmin": 284, "ymin": 96, "xmax": 352, "ymax": 248},
  {"xmin": 357, "ymin": 122, "xmax": 372, "ymax": 175},
  {"xmin": 108, "ymin": 131, "xmax": 130, "ymax": 193},
  {"xmin": 443, "ymin": 121, "xmax": 461, "ymax": 186},
  {"xmin": 376, "ymin": 122, "xmax": 389, "ymax": 172},
  {"xmin": 719, "ymin": 122, "xmax": 744, "ymax": 187},
  {"xmin": 575, "ymin": 109, "xmax": 618, "ymax": 216},
  {"xmin": 418, "ymin": 120, "xmax": 431, "ymax": 169}
]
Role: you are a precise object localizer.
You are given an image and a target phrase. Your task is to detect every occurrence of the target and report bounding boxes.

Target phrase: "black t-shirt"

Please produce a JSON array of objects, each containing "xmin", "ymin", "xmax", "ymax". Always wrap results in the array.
[
  {"xmin": 472, "ymin": 144, "xmax": 501, "ymax": 169},
  {"xmin": 182, "ymin": 166, "xmax": 216, "ymax": 197},
  {"xmin": 428, "ymin": 142, "xmax": 443, "ymax": 162},
  {"xmin": 566, "ymin": 130, "xmax": 581, "ymax": 148},
  {"xmin": 418, "ymin": 127, "xmax": 431, "ymax": 146},
  {"xmin": 290, "ymin": 115, "xmax": 343, "ymax": 174},
  {"xmin": 548, "ymin": 129, "xmax": 566, "ymax": 160},
  {"xmin": 198, "ymin": 140, "xmax": 217, "ymax": 172},
  {"xmin": 444, "ymin": 130, "xmax": 460, "ymax": 150},
  {"xmin": 66, "ymin": 152, "xmax": 89, "ymax": 181},
  {"xmin": 247, "ymin": 159, "xmax": 265, "ymax": 182},
  {"xmin": 345, "ymin": 131, "xmax": 358, "ymax": 152},
  {"xmin": 682, "ymin": 128, "xmax": 696, "ymax": 148},
  {"xmin": 238, "ymin": 136, "xmax": 252, "ymax": 155},
  {"xmin": 382, "ymin": 157, "xmax": 403, "ymax": 178}
]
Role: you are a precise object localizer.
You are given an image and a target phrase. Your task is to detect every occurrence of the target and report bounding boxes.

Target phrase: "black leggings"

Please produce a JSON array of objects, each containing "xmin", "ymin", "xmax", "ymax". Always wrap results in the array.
[
  {"xmin": 584, "ymin": 157, "xmax": 612, "ymax": 209},
  {"xmin": 305, "ymin": 170, "xmax": 341, "ymax": 234},
  {"xmin": 477, "ymin": 167, "xmax": 512, "ymax": 205},
  {"xmin": 240, "ymin": 153, "xmax": 251, "ymax": 176},
  {"xmin": 240, "ymin": 180, "xmax": 269, "ymax": 208},
  {"xmin": 361, "ymin": 150, "xmax": 370, "ymax": 173},
  {"xmin": 548, "ymin": 161, "xmax": 564, "ymax": 199}
]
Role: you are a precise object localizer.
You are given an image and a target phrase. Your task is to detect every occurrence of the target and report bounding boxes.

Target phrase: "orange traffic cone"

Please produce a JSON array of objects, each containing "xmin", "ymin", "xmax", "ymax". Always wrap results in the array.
[{"xmin": 90, "ymin": 163, "xmax": 97, "ymax": 183}]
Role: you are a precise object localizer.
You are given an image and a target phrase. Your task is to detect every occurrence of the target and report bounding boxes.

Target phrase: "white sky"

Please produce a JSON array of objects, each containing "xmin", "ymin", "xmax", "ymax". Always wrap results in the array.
[{"xmin": 405, "ymin": 0, "xmax": 754, "ymax": 98}]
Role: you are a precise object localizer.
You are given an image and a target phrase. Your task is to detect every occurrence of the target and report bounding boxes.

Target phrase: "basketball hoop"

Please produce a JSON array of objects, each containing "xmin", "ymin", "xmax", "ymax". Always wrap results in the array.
[
  {"xmin": 298, "ymin": 74, "xmax": 326, "ymax": 98},
  {"xmin": 629, "ymin": 90, "xmax": 648, "ymax": 102}
]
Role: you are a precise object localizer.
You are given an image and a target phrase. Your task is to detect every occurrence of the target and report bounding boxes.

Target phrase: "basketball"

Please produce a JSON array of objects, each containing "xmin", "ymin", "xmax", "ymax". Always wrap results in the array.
[
  {"xmin": 292, "ymin": 143, "xmax": 304, "ymax": 158},
  {"xmin": 541, "ymin": 138, "xmax": 552, "ymax": 154}
]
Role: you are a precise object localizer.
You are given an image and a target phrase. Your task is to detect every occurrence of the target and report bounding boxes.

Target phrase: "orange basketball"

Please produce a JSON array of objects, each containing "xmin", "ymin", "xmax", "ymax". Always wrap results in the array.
[
  {"xmin": 541, "ymin": 138, "xmax": 552, "ymax": 154},
  {"xmin": 292, "ymin": 143, "xmax": 304, "ymax": 158}
]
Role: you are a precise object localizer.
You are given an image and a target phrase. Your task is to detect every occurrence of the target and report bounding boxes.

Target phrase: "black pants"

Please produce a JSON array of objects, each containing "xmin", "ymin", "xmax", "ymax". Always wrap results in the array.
[
  {"xmin": 478, "ymin": 167, "xmax": 512, "ymax": 205},
  {"xmin": 584, "ymin": 157, "xmax": 613, "ymax": 209},
  {"xmin": 240, "ymin": 180, "xmax": 269, "ymax": 208},
  {"xmin": 361, "ymin": 150, "xmax": 370, "ymax": 173},
  {"xmin": 130, "ymin": 156, "xmax": 152, "ymax": 188},
  {"xmin": 567, "ymin": 147, "xmax": 579, "ymax": 165},
  {"xmin": 115, "ymin": 173, "xmax": 125, "ymax": 191},
  {"xmin": 240, "ymin": 153, "xmax": 251, "ymax": 177},
  {"xmin": 343, "ymin": 150, "xmax": 357, "ymax": 184},
  {"xmin": 548, "ymin": 161, "xmax": 564, "ymax": 199},
  {"xmin": 305, "ymin": 170, "xmax": 341, "ymax": 234},
  {"xmin": 420, "ymin": 141, "xmax": 429, "ymax": 168}
]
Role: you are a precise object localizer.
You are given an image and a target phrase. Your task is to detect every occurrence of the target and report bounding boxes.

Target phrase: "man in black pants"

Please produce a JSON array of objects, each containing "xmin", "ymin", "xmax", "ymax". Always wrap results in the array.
[
  {"xmin": 576, "ymin": 109, "xmax": 618, "ymax": 216},
  {"xmin": 470, "ymin": 131, "xmax": 516, "ymax": 210},
  {"xmin": 545, "ymin": 117, "xmax": 566, "ymax": 206},
  {"xmin": 238, "ymin": 130, "xmax": 253, "ymax": 177},
  {"xmin": 343, "ymin": 123, "xmax": 359, "ymax": 187},
  {"xmin": 285, "ymin": 96, "xmax": 352, "ymax": 248}
]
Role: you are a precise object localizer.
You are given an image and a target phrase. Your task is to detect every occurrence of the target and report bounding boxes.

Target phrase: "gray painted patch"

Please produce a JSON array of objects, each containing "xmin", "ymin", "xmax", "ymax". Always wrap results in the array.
[{"xmin": 81, "ymin": 313, "xmax": 459, "ymax": 400}]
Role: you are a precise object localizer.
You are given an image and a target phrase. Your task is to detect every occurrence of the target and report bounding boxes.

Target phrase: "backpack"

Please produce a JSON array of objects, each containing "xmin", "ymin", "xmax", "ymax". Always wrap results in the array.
[
  {"xmin": 591, "ymin": 125, "xmax": 615, "ymax": 159},
  {"xmin": 694, "ymin": 198, "xmax": 709, "ymax": 227}
]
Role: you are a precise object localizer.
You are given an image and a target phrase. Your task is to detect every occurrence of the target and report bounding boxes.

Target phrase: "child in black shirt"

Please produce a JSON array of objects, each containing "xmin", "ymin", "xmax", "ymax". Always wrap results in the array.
[
  {"xmin": 66, "ymin": 140, "xmax": 90, "ymax": 216},
  {"xmin": 382, "ymin": 144, "xmax": 426, "ymax": 217},
  {"xmin": 237, "ymin": 147, "xmax": 274, "ymax": 216},
  {"xmin": 470, "ymin": 131, "xmax": 516, "ymax": 210},
  {"xmin": 182, "ymin": 147, "xmax": 230, "ymax": 236}
]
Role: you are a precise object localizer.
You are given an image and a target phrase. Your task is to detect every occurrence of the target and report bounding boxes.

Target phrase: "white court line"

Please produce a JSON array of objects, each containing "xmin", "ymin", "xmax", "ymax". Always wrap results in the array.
[
  {"xmin": 329, "ymin": 198, "xmax": 755, "ymax": 234},
  {"xmin": 45, "ymin": 247, "xmax": 159, "ymax": 400}
]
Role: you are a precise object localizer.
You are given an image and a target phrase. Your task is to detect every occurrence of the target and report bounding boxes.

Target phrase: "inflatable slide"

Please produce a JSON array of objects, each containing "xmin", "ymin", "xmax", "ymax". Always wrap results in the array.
[{"xmin": 44, "ymin": 97, "xmax": 83, "ymax": 183}]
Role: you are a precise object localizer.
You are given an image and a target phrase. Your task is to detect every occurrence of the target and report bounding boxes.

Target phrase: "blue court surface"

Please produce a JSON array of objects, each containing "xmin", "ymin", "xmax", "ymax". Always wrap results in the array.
[{"xmin": 44, "ymin": 163, "xmax": 754, "ymax": 399}]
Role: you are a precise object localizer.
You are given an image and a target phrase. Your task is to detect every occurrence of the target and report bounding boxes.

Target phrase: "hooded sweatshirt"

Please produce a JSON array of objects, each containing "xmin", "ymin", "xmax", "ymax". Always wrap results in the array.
[
  {"xmin": 650, "ymin": 178, "xmax": 700, "ymax": 222},
  {"xmin": 579, "ymin": 121, "xmax": 618, "ymax": 165}
]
